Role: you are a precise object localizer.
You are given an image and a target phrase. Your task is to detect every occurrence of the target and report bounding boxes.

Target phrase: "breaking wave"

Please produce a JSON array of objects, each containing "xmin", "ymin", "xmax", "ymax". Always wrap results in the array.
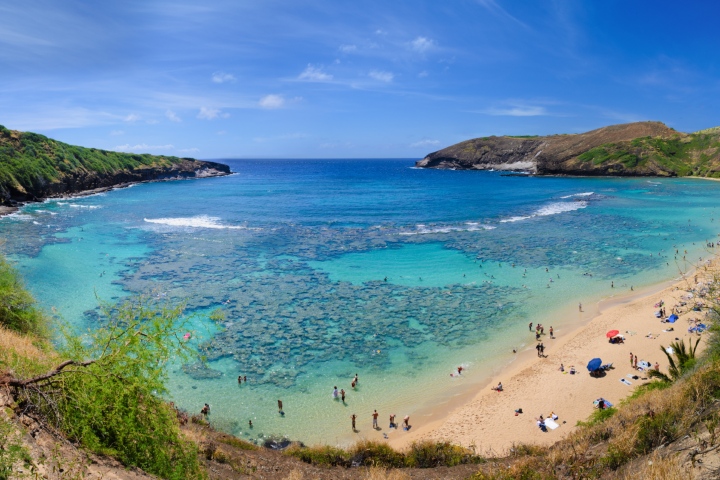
[
  {"xmin": 144, "ymin": 215, "xmax": 252, "ymax": 230},
  {"xmin": 500, "ymin": 201, "xmax": 588, "ymax": 223}
]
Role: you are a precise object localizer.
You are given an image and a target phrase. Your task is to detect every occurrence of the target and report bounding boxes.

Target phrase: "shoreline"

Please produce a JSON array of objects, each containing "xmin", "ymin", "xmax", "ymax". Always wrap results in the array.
[
  {"xmin": 387, "ymin": 259, "xmax": 714, "ymax": 453},
  {"xmin": 0, "ymin": 170, "xmax": 232, "ymax": 219}
]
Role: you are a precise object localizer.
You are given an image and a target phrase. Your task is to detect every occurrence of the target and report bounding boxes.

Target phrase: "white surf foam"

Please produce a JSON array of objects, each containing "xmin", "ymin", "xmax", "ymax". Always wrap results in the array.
[
  {"xmin": 144, "ymin": 215, "xmax": 251, "ymax": 230},
  {"xmin": 399, "ymin": 222, "xmax": 495, "ymax": 235},
  {"xmin": 68, "ymin": 204, "xmax": 101, "ymax": 209},
  {"xmin": 559, "ymin": 192, "xmax": 594, "ymax": 199},
  {"xmin": 500, "ymin": 201, "xmax": 588, "ymax": 223},
  {"xmin": 3, "ymin": 213, "xmax": 33, "ymax": 221}
]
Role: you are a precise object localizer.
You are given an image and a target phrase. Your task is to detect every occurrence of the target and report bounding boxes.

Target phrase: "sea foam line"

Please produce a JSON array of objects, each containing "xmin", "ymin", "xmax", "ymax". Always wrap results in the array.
[
  {"xmin": 500, "ymin": 201, "xmax": 588, "ymax": 223},
  {"xmin": 143, "ymin": 215, "xmax": 255, "ymax": 230},
  {"xmin": 399, "ymin": 222, "xmax": 496, "ymax": 235},
  {"xmin": 559, "ymin": 192, "xmax": 594, "ymax": 199}
]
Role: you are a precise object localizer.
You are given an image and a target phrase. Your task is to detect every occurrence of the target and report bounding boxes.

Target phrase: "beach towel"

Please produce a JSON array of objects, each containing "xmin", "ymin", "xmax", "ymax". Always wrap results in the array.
[
  {"xmin": 620, "ymin": 378, "xmax": 632, "ymax": 386},
  {"xmin": 544, "ymin": 419, "xmax": 559, "ymax": 430}
]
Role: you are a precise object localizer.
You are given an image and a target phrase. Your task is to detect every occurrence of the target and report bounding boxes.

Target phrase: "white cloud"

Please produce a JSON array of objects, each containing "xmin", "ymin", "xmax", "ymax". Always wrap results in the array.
[
  {"xmin": 212, "ymin": 72, "xmax": 236, "ymax": 83},
  {"xmin": 298, "ymin": 64, "xmax": 333, "ymax": 82},
  {"xmin": 114, "ymin": 143, "xmax": 174, "ymax": 152},
  {"xmin": 410, "ymin": 139, "xmax": 441, "ymax": 148},
  {"xmin": 339, "ymin": 44, "xmax": 357, "ymax": 53},
  {"xmin": 165, "ymin": 110, "xmax": 181, "ymax": 122},
  {"xmin": 258, "ymin": 94, "xmax": 285, "ymax": 109},
  {"xmin": 197, "ymin": 106, "xmax": 229, "ymax": 119},
  {"xmin": 369, "ymin": 70, "xmax": 394, "ymax": 83},
  {"xmin": 124, "ymin": 114, "xmax": 140, "ymax": 122},
  {"xmin": 410, "ymin": 36, "xmax": 435, "ymax": 53},
  {"xmin": 110, "ymin": 129, "xmax": 124, "ymax": 136},
  {"xmin": 482, "ymin": 105, "xmax": 547, "ymax": 116},
  {"xmin": 418, "ymin": 70, "xmax": 429, "ymax": 78}
]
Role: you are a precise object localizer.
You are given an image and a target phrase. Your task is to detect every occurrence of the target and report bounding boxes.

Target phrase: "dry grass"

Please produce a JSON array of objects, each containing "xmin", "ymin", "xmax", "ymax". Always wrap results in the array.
[
  {"xmin": 0, "ymin": 325, "xmax": 55, "ymax": 377},
  {"xmin": 618, "ymin": 452, "xmax": 692, "ymax": 480},
  {"xmin": 361, "ymin": 466, "xmax": 412, "ymax": 480}
]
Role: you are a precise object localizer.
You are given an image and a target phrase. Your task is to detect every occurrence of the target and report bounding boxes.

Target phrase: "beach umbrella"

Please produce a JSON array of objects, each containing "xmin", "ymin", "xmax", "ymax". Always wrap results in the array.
[
  {"xmin": 668, "ymin": 314, "xmax": 678, "ymax": 323},
  {"xmin": 587, "ymin": 358, "xmax": 602, "ymax": 371},
  {"xmin": 606, "ymin": 329, "xmax": 620, "ymax": 338}
]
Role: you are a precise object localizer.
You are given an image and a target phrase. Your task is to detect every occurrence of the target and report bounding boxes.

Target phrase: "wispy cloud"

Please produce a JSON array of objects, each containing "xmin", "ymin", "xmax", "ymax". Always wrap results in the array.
[
  {"xmin": 368, "ymin": 70, "xmax": 394, "ymax": 83},
  {"xmin": 410, "ymin": 139, "xmax": 440, "ymax": 148},
  {"xmin": 339, "ymin": 44, "xmax": 357, "ymax": 53},
  {"xmin": 197, "ymin": 106, "xmax": 229, "ymax": 119},
  {"xmin": 212, "ymin": 72, "xmax": 236, "ymax": 83},
  {"xmin": 165, "ymin": 110, "xmax": 181, "ymax": 122},
  {"xmin": 475, "ymin": 0, "xmax": 528, "ymax": 28},
  {"xmin": 298, "ymin": 64, "xmax": 333, "ymax": 82},
  {"xmin": 124, "ymin": 114, "xmax": 141, "ymax": 122},
  {"xmin": 481, "ymin": 105, "xmax": 547, "ymax": 116},
  {"xmin": 110, "ymin": 129, "xmax": 124, "ymax": 136},
  {"xmin": 114, "ymin": 143, "xmax": 174, "ymax": 152},
  {"xmin": 409, "ymin": 36, "xmax": 435, "ymax": 53},
  {"xmin": 258, "ymin": 94, "xmax": 285, "ymax": 109}
]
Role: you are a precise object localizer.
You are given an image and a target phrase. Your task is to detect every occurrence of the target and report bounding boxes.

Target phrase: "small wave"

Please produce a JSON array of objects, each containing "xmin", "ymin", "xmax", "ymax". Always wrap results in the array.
[
  {"xmin": 500, "ymin": 201, "xmax": 588, "ymax": 223},
  {"xmin": 69, "ymin": 204, "xmax": 101, "ymax": 209},
  {"xmin": 399, "ymin": 222, "xmax": 495, "ymax": 235},
  {"xmin": 144, "ymin": 215, "xmax": 252, "ymax": 230},
  {"xmin": 3, "ymin": 213, "xmax": 33, "ymax": 221},
  {"xmin": 559, "ymin": 192, "xmax": 594, "ymax": 199}
]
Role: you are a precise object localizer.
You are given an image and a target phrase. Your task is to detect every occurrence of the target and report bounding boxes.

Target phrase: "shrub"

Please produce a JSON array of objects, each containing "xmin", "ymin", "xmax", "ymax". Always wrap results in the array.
[{"xmin": 0, "ymin": 257, "xmax": 47, "ymax": 337}]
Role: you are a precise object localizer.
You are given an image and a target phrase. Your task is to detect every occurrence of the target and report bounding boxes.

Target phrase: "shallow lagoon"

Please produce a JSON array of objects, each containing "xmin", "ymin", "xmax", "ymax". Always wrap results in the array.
[{"xmin": 2, "ymin": 160, "xmax": 720, "ymax": 445}]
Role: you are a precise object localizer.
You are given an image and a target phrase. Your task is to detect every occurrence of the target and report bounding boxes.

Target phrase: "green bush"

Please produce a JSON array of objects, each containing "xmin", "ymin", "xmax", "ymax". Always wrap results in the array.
[
  {"xmin": 29, "ymin": 298, "xmax": 205, "ymax": 480},
  {"xmin": 0, "ymin": 256, "xmax": 47, "ymax": 336}
]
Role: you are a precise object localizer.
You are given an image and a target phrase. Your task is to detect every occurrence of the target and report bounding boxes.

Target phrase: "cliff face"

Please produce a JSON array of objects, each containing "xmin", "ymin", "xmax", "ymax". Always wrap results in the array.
[
  {"xmin": 0, "ymin": 125, "xmax": 230, "ymax": 205},
  {"xmin": 417, "ymin": 121, "xmax": 720, "ymax": 177}
]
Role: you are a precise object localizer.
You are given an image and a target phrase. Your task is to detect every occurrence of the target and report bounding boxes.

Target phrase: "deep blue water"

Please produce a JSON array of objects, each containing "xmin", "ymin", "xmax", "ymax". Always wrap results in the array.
[{"xmin": 1, "ymin": 159, "xmax": 719, "ymax": 444}]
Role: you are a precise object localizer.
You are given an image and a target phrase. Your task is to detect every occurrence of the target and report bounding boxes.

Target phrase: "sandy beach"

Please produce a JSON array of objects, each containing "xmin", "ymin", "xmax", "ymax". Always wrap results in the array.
[{"xmin": 387, "ymin": 257, "xmax": 716, "ymax": 454}]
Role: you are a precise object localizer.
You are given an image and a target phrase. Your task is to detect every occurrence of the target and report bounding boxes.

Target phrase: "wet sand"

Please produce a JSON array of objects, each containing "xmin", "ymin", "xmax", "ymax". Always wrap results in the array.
[{"xmin": 386, "ymin": 259, "xmax": 715, "ymax": 454}]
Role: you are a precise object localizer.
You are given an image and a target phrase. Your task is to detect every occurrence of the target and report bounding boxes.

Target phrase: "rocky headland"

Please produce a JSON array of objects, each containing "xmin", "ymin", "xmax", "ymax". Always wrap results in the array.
[
  {"xmin": 0, "ymin": 125, "xmax": 231, "ymax": 209},
  {"xmin": 416, "ymin": 121, "xmax": 720, "ymax": 177}
]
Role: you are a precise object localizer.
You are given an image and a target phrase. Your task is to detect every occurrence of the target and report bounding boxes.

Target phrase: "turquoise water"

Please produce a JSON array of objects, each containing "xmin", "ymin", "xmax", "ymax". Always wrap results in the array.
[{"xmin": 1, "ymin": 160, "xmax": 719, "ymax": 445}]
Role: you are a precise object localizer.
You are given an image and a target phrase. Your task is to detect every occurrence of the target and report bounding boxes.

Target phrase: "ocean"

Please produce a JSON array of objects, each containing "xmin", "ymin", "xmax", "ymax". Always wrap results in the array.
[{"xmin": 1, "ymin": 158, "xmax": 719, "ymax": 445}]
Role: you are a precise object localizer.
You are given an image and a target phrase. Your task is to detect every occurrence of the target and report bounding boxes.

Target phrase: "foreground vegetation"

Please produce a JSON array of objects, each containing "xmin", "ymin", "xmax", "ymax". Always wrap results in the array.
[{"xmin": 0, "ymin": 258, "xmax": 204, "ymax": 479}]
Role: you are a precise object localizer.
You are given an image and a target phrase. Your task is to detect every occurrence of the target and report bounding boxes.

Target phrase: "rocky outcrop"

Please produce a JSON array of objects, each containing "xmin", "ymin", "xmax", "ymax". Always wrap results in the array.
[
  {"xmin": 416, "ymin": 121, "xmax": 712, "ymax": 176},
  {"xmin": 1, "ymin": 158, "xmax": 230, "ymax": 206}
]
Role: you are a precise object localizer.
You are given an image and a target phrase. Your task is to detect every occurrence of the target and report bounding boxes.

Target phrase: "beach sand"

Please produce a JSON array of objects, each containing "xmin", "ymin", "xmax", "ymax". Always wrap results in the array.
[{"xmin": 386, "ymin": 260, "xmax": 716, "ymax": 454}]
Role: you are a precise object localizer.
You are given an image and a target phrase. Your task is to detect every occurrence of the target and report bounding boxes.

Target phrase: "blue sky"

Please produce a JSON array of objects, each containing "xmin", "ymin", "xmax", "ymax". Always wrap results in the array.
[{"xmin": 1, "ymin": 1, "xmax": 719, "ymax": 159}]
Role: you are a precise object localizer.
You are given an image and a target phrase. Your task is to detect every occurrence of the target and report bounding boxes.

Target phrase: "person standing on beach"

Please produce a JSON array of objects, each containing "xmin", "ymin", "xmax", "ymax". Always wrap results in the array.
[
  {"xmin": 579, "ymin": 303, "xmax": 582, "ymax": 312},
  {"xmin": 535, "ymin": 343, "xmax": 541, "ymax": 357},
  {"xmin": 278, "ymin": 399, "xmax": 283, "ymax": 412},
  {"xmin": 372, "ymin": 410, "xmax": 379, "ymax": 429},
  {"xmin": 354, "ymin": 373, "xmax": 359, "ymax": 384},
  {"xmin": 529, "ymin": 322, "xmax": 533, "ymax": 331},
  {"xmin": 539, "ymin": 343, "xmax": 545, "ymax": 357},
  {"xmin": 341, "ymin": 389, "xmax": 346, "ymax": 402},
  {"xmin": 634, "ymin": 355, "xmax": 638, "ymax": 369},
  {"xmin": 549, "ymin": 326, "xmax": 554, "ymax": 339},
  {"xmin": 332, "ymin": 386, "xmax": 339, "ymax": 399},
  {"xmin": 351, "ymin": 414, "xmax": 356, "ymax": 431}
]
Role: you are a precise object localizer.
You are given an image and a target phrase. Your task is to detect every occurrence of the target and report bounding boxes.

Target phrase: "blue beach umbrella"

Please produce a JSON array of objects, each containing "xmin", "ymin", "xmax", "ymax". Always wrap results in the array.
[
  {"xmin": 587, "ymin": 358, "xmax": 602, "ymax": 371},
  {"xmin": 668, "ymin": 314, "xmax": 678, "ymax": 323}
]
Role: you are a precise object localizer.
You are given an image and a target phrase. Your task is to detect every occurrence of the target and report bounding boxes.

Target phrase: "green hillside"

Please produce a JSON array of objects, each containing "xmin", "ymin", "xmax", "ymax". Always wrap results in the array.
[{"xmin": 0, "ymin": 125, "xmax": 228, "ymax": 204}]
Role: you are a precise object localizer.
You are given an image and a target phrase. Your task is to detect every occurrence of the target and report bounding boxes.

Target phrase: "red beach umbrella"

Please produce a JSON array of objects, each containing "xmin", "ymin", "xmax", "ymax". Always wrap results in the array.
[{"xmin": 606, "ymin": 329, "xmax": 620, "ymax": 338}]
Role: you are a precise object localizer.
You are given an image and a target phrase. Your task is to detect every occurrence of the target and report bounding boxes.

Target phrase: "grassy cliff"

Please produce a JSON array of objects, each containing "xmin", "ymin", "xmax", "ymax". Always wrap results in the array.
[
  {"xmin": 417, "ymin": 121, "xmax": 720, "ymax": 177},
  {"xmin": 0, "ymin": 125, "xmax": 229, "ymax": 205}
]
